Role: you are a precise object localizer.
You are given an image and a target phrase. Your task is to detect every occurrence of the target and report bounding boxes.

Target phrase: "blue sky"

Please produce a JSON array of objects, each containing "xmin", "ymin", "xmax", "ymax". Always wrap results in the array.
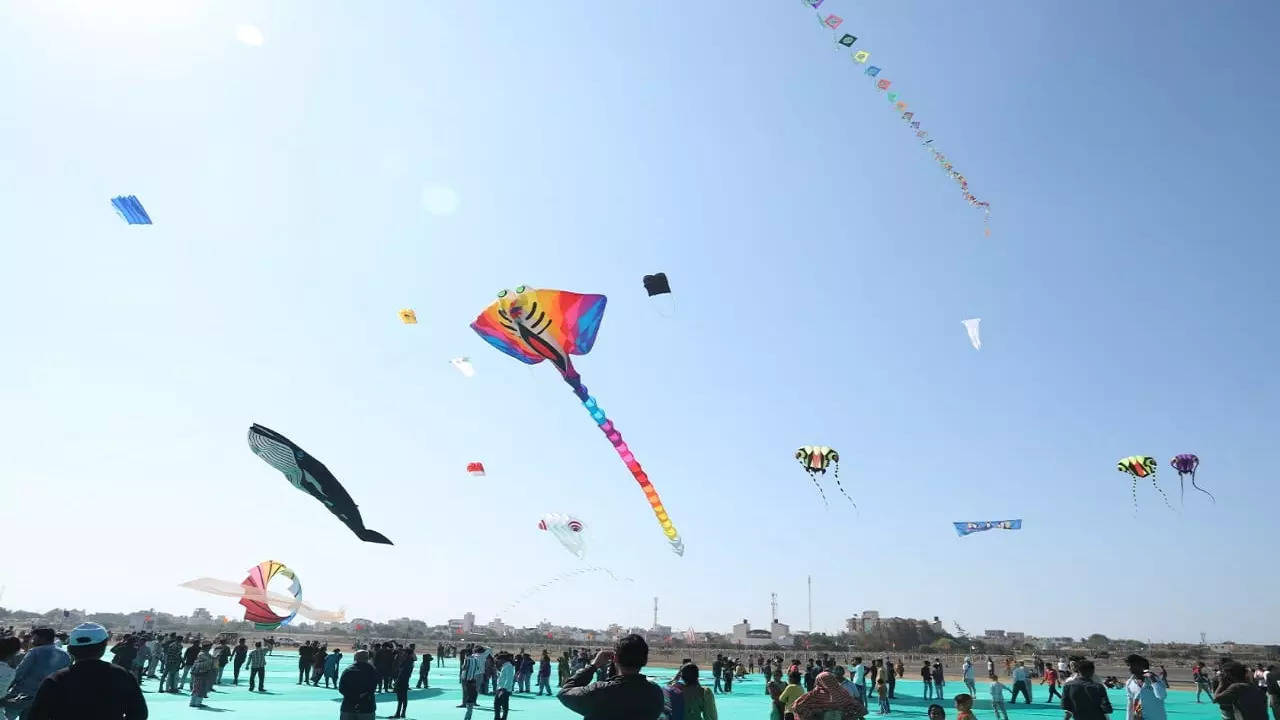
[{"xmin": 2, "ymin": 0, "xmax": 1277, "ymax": 644}]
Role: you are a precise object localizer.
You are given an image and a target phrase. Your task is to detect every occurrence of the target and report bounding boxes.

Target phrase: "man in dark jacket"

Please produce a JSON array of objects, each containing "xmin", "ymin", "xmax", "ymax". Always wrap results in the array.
[
  {"xmin": 298, "ymin": 641, "xmax": 314, "ymax": 684},
  {"xmin": 338, "ymin": 650, "xmax": 380, "ymax": 720},
  {"xmin": 1061, "ymin": 660, "xmax": 1114, "ymax": 720},
  {"xmin": 26, "ymin": 623, "xmax": 147, "ymax": 720},
  {"xmin": 558, "ymin": 634, "xmax": 663, "ymax": 720}
]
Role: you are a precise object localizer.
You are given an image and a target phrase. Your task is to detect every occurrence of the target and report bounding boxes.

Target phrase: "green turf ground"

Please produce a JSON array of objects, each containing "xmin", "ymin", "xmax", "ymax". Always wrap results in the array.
[{"xmin": 139, "ymin": 652, "xmax": 1223, "ymax": 719}]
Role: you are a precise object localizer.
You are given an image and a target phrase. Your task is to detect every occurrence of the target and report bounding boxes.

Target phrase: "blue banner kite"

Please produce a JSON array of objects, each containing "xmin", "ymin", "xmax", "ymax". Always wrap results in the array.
[
  {"xmin": 953, "ymin": 519, "xmax": 1021, "ymax": 537},
  {"xmin": 111, "ymin": 195, "xmax": 152, "ymax": 225}
]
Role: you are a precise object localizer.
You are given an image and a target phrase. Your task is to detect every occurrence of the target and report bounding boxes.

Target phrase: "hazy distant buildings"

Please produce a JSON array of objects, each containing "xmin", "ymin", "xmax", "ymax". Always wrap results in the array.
[
  {"xmin": 448, "ymin": 612, "xmax": 476, "ymax": 633},
  {"xmin": 731, "ymin": 618, "xmax": 792, "ymax": 647}
]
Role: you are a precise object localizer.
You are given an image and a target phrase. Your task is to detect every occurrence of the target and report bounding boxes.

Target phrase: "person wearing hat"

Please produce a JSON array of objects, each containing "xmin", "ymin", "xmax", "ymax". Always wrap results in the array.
[
  {"xmin": 1125, "ymin": 654, "xmax": 1167, "ymax": 720},
  {"xmin": 5, "ymin": 628, "xmax": 70, "ymax": 718},
  {"xmin": 23, "ymin": 623, "xmax": 146, "ymax": 719}
]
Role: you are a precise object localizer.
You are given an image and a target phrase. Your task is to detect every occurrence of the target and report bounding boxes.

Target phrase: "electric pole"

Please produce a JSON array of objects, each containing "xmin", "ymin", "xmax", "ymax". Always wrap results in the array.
[{"xmin": 808, "ymin": 575, "xmax": 812, "ymax": 633}]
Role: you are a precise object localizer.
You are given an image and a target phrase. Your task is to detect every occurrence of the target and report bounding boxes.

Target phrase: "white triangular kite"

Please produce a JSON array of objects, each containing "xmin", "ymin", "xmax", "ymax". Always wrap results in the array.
[
  {"xmin": 451, "ymin": 357, "xmax": 475, "ymax": 377},
  {"xmin": 962, "ymin": 318, "xmax": 981, "ymax": 350}
]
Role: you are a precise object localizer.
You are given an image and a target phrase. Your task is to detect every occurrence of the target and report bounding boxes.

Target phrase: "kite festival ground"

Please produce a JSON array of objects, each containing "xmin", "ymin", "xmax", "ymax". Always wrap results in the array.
[{"xmin": 140, "ymin": 651, "xmax": 1225, "ymax": 720}]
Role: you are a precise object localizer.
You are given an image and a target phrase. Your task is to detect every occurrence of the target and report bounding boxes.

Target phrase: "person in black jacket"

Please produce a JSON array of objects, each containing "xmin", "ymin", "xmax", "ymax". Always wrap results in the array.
[
  {"xmin": 298, "ymin": 641, "xmax": 314, "ymax": 684},
  {"xmin": 558, "ymin": 634, "xmax": 663, "ymax": 720},
  {"xmin": 339, "ymin": 650, "xmax": 380, "ymax": 720},
  {"xmin": 231, "ymin": 639, "xmax": 248, "ymax": 685},
  {"xmin": 26, "ymin": 623, "xmax": 147, "ymax": 720},
  {"xmin": 1060, "ymin": 660, "xmax": 1114, "ymax": 720}
]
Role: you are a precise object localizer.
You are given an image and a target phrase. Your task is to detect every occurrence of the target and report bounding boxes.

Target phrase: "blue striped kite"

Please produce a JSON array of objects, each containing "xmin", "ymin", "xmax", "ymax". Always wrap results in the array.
[
  {"xmin": 953, "ymin": 519, "xmax": 1022, "ymax": 537},
  {"xmin": 111, "ymin": 195, "xmax": 152, "ymax": 225}
]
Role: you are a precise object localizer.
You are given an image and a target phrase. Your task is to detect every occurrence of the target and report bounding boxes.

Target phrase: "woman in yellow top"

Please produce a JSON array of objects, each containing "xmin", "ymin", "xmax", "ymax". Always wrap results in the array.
[{"xmin": 778, "ymin": 671, "xmax": 807, "ymax": 718}]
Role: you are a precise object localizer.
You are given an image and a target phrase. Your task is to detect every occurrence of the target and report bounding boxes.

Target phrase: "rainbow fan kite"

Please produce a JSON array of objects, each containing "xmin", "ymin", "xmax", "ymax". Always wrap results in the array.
[
  {"xmin": 240, "ymin": 560, "xmax": 302, "ymax": 630},
  {"xmin": 471, "ymin": 286, "xmax": 684, "ymax": 556}
]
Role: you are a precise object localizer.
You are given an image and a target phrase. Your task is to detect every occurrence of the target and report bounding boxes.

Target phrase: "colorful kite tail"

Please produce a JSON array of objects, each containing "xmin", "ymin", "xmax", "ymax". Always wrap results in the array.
[
  {"xmin": 563, "ymin": 372, "xmax": 685, "ymax": 556},
  {"xmin": 806, "ymin": 470, "xmax": 828, "ymax": 507}
]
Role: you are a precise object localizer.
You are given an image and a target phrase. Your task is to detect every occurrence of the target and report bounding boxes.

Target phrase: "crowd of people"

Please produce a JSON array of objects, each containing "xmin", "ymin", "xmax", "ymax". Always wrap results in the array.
[{"xmin": 2, "ymin": 623, "xmax": 1280, "ymax": 720}]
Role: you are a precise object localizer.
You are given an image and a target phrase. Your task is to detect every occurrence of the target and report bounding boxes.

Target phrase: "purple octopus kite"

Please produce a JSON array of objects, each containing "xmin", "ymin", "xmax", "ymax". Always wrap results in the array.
[{"xmin": 1170, "ymin": 454, "xmax": 1214, "ymax": 505}]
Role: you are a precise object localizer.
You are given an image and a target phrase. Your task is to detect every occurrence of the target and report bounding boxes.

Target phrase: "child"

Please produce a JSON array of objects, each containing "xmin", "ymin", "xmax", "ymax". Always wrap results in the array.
[
  {"xmin": 876, "ymin": 677, "xmax": 891, "ymax": 714},
  {"xmin": 989, "ymin": 675, "xmax": 1010, "ymax": 720},
  {"xmin": 955, "ymin": 693, "xmax": 977, "ymax": 720}
]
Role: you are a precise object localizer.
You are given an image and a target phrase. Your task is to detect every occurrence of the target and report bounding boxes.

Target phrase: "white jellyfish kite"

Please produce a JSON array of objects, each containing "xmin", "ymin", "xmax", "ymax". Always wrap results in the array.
[
  {"xmin": 961, "ymin": 318, "xmax": 982, "ymax": 350},
  {"xmin": 538, "ymin": 513, "xmax": 587, "ymax": 558}
]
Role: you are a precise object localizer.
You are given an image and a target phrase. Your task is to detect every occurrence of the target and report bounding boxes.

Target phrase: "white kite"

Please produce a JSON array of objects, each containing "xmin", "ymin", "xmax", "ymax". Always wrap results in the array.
[
  {"xmin": 450, "ymin": 357, "xmax": 475, "ymax": 377},
  {"xmin": 178, "ymin": 577, "xmax": 345, "ymax": 622},
  {"xmin": 962, "ymin": 318, "xmax": 982, "ymax": 350},
  {"xmin": 537, "ymin": 513, "xmax": 587, "ymax": 558}
]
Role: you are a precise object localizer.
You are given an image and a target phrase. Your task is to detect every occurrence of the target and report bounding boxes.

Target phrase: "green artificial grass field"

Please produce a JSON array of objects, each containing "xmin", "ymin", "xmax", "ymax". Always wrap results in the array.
[{"xmin": 139, "ymin": 651, "xmax": 1223, "ymax": 720}]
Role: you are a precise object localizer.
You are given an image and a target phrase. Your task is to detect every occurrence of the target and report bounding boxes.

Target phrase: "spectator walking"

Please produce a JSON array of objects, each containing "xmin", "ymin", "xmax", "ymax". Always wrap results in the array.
[
  {"xmin": 338, "ymin": 650, "xmax": 380, "ymax": 720},
  {"xmin": 246, "ymin": 642, "xmax": 267, "ymax": 693}
]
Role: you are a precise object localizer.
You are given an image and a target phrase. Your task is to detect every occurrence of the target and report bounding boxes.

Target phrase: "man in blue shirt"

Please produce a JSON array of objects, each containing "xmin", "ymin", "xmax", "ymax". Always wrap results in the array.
[{"xmin": 6, "ymin": 628, "xmax": 71, "ymax": 717}]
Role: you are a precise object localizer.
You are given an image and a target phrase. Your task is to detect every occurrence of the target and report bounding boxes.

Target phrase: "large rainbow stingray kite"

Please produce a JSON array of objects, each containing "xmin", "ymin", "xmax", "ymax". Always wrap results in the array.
[{"xmin": 471, "ymin": 286, "xmax": 684, "ymax": 556}]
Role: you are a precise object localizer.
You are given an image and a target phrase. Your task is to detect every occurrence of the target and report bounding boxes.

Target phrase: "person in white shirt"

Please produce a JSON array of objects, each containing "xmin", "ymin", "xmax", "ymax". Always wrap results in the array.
[
  {"xmin": 1059, "ymin": 658, "xmax": 1070, "ymax": 674},
  {"xmin": 963, "ymin": 657, "xmax": 977, "ymax": 697},
  {"xmin": 1124, "ymin": 654, "xmax": 1166, "ymax": 720},
  {"xmin": 851, "ymin": 657, "xmax": 868, "ymax": 702}
]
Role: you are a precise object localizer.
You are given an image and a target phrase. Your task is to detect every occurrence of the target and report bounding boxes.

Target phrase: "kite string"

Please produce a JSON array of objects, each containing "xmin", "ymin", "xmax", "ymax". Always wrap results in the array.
[
  {"xmin": 562, "ymin": 370, "xmax": 685, "ymax": 556},
  {"xmin": 1188, "ymin": 471, "xmax": 1216, "ymax": 503}
]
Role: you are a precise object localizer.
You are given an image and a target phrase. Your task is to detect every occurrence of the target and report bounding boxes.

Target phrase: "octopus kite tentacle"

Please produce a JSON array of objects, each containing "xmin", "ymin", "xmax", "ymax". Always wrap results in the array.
[
  {"xmin": 1188, "ymin": 472, "xmax": 1216, "ymax": 504},
  {"xmin": 564, "ymin": 371, "xmax": 685, "ymax": 556},
  {"xmin": 806, "ymin": 469, "xmax": 829, "ymax": 507},
  {"xmin": 831, "ymin": 461, "xmax": 857, "ymax": 508}
]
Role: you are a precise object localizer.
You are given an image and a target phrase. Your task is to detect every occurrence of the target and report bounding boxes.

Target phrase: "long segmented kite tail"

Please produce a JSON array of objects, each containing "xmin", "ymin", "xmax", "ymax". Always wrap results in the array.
[
  {"xmin": 806, "ymin": 469, "xmax": 828, "ymax": 507},
  {"xmin": 1150, "ymin": 478, "xmax": 1174, "ymax": 511},
  {"xmin": 1130, "ymin": 479, "xmax": 1139, "ymax": 514},
  {"xmin": 832, "ymin": 462, "xmax": 857, "ymax": 508},
  {"xmin": 564, "ymin": 373, "xmax": 685, "ymax": 556}
]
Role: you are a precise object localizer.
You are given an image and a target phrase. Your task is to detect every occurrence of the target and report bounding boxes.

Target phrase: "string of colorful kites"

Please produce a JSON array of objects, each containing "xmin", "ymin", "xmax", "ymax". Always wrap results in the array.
[{"xmin": 802, "ymin": 0, "xmax": 992, "ymax": 236}]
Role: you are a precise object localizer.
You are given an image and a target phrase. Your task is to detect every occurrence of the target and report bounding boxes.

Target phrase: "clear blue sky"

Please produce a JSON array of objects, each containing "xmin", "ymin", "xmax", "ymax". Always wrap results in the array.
[{"xmin": 2, "ymin": 0, "xmax": 1277, "ymax": 644}]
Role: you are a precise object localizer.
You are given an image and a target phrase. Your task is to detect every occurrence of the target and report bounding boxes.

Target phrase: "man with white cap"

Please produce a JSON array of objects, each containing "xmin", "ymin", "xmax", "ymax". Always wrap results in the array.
[{"xmin": 24, "ymin": 622, "xmax": 147, "ymax": 719}]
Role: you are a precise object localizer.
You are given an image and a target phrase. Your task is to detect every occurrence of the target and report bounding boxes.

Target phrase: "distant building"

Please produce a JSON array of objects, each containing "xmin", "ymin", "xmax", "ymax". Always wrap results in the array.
[
  {"xmin": 190, "ymin": 608, "xmax": 213, "ymax": 625},
  {"xmin": 930, "ymin": 616, "xmax": 944, "ymax": 634},
  {"xmin": 447, "ymin": 612, "xmax": 476, "ymax": 634},
  {"xmin": 731, "ymin": 619, "xmax": 790, "ymax": 647},
  {"xmin": 985, "ymin": 630, "xmax": 1007, "ymax": 639},
  {"xmin": 650, "ymin": 624, "xmax": 672, "ymax": 637},
  {"xmin": 1007, "ymin": 632, "xmax": 1026, "ymax": 642},
  {"xmin": 488, "ymin": 617, "xmax": 510, "ymax": 635}
]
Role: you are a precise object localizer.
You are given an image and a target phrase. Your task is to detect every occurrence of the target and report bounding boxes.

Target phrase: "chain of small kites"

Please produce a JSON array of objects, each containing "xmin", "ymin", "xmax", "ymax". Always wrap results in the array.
[
  {"xmin": 500, "ymin": 567, "xmax": 631, "ymax": 614},
  {"xmin": 804, "ymin": 0, "xmax": 992, "ymax": 236}
]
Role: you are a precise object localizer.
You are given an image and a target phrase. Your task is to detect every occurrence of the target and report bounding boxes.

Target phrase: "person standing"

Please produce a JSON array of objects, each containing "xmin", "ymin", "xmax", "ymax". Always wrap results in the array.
[
  {"xmin": 298, "ymin": 641, "xmax": 315, "ymax": 685},
  {"xmin": 557, "ymin": 635, "xmax": 664, "ymax": 720},
  {"xmin": 161, "ymin": 636, "xmax": 182, "ymax": 693},
  {"xmin": 986, "ymin": 657, "xmax": 995, "ymax": 679},
  {"xmin": 664, "ymin": 663, "xmax": 717, "ymax": 720},
  {"xmin": 1264, "ymin": 665, "xmax": 1280, "ymax": 720},
  {"xmin": 339, "ymin": 650, "xmax": 380, "ymax": 720},
  {"xmin": 933, "ymin": 660, "xmax": 946, "ymax": 702},
  {"xmin": 1009, "ymin": 662, "xmax": 1031, "ymax": 704},
  {"xmin": 246, "ymin": 641, "xmax": 267, "ymax": 693},
  {"xmin": 779, "ymin": 671, "xmax": 807, "ymax": 717},
  {"xmin": 324, "ymin": 649, "xmax": 343, "ymax": 689},
  {"xmin": 722, "ymin": 659, "xmax": 734, "ymax": 694},
  {"xmin": 712, "ymin": 655, "xmax": 723, "ymax": 694},
  {"xmin": 495, "ymin": 654, "xmax": 515, "ymax": 720},
  {"xmin": 537, "ymin": 650, "xmax": 553, "ymax": 696},
  {"xmin": 876, "ymin": 676, "xmax": 890, "ymax": 715},
  {"xmin": 417, "ymin": 651, "xmax": 433, "ymax": 689},
  {"xmin": 459, "ymin": 646, "xmax": 489, "ymax": 717},
  {"xmin": 390, "ymin": 648, "xmax": 414, "ymax": 719},
  {"xmin": 23, "ymin": 623, "xmax": 147, "ymax": 720},
  {"xmin": 1214, "ymin": 661, "xmax": 1269, "ymax": 720},
  {"xmin": 884, "ymin": 657, "xmax": 897, "ymax": 699},
  {"xmin": 213, "ymin": 640, "xmax": 230, "ymax": 685},
  {"xmin": 1124, "ymin": 654, "xmax": 1167, "ymax": 720},
  {"xmin": 558, "ymin": 652, "xmax": 570, "ymax": 687},
  {"xmin": 7, "ymin": 627, "xmax": 71, "ymax": 718},
  {"xmin": 1061, "ymin": 660, "xmax": 1113, "ymax": 720},
  {"xmin": 188, "ymin": 643, "xmax": 215, "ymax": 708},
  {"xmin": 791, "ymin": 671, "xmax": 867, "ymax": 720},
  {"xmin": 962, "ymin": 658, "xmax": 976, "ymax": 698},
  {"xmin": 922, "ymin": 661, "xmax": 935, "ymax": 701},
  {"xmin": 231, "ymin": 639, "xmax": 248, "ymax": 685}
]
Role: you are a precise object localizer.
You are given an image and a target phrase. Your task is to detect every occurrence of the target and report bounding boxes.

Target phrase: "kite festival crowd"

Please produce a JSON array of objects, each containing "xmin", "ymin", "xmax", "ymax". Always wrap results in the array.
[{"xmin": 2, "ymin": 623, "xmax": 1280, "ymax": 720}]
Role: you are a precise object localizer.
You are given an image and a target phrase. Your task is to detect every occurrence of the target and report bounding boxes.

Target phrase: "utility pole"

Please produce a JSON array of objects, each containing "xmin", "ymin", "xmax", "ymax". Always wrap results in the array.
[
  {"xmin": 771, "ymin": 592, "xmax": 778, "ymax": 624},
  {"xmin": 1200, "ymin": 632, "xmax": 1206, "ymax": 645},
  {"xmin": 653, "ymin": 597, "xmax": 658, "ymax": 629},
  {"xmin": 808, "ymin": 575, "xmax": 812, "ymax": 633}
]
